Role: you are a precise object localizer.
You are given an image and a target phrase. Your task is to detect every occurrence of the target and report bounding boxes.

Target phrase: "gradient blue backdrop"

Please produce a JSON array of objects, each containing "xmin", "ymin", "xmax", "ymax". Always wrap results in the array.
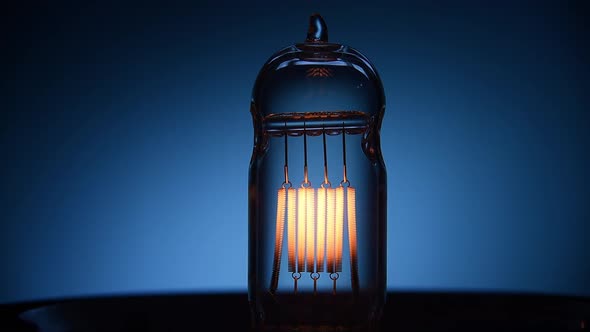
[{"xmin": 2, "ymin": 0, "xmax": 589, "ymax": 304}]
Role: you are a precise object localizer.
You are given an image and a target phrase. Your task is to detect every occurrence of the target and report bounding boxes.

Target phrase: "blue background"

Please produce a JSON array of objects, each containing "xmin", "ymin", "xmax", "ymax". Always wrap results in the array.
[{"xmin": 2, "ymin": 0, "xmax": 589, "ymax": 304}]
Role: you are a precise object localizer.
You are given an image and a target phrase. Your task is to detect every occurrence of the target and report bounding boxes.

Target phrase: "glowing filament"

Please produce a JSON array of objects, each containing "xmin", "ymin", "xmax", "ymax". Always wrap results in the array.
[
  {"xmin": 305, "ymin": 187, "xmax": 316, "ymax": 272},
  {"xmin": 287, "ymin": 188, "xmax": 297, "ymax": 272},
  {"xmin": 347, "ymin": 187, "xmax": 359, "ymax": 291},
  {"xmin": 274, "ymin": 130, "xmax": 361, "ymax": 293},
  {"xmin": 326, "ymin": 188, "xmax": 336, "ymax": 273},
  {"xmin": 335, "ymin": 186, "xmax": 345, "ymax": 272},
  {"xmin": 297, "ymin": 187, "xmax": 307, "ymax": 272},
  {"xmin": 316, "ymin": 187, "xmax": 327, "ymax": 272}
]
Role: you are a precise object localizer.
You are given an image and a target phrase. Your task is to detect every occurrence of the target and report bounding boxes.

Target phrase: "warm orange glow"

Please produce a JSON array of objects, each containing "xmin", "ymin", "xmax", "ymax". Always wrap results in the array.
[
  {"xmin": 297, "ymin": 188, "xmax": 307, "ymax": 272},
  {"xmin": 346, "ymin": 187, "xmax": 357, "ymax": 261},
  {"xmin": 326, "ymin": 188, "xmax": 336, "ymax": 273},
  {"xmin": 316, "ymin": 187, "xmax": 326, "ymax": 272},
  {"xmin": 347, "ymin": 187, "xmax": 359, "ymax": 289},
  {"xmin": 273, "ymin": 189, "xmax": 286, "ymax": 262},
  {"xmin": 287, "ymin": 188, "xmax": 297, "ymax": 272},
  {"xmin": 335, "ymin": 186, "xmax": 344, "ymax": 272},
  {"xmin": 305, "ymin": 187, "xmax": 316, "ymax": 272},
  {"xmin": 279, "ymin": 182, "xmax": 358, "ymax": 288}
]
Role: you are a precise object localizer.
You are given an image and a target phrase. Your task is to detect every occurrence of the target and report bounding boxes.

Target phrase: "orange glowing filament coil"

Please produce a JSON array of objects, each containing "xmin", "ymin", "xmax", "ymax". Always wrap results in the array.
[{"xmin": 274, "ymin": 130, "xmax": 359, "ymax": 294}]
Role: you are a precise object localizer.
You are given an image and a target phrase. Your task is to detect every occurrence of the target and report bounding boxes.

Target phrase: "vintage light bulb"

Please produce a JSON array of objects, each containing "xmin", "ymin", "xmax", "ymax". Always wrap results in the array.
[{"xmin": 248, "ymin": 13, "xmax": 387, "ymax": 332}]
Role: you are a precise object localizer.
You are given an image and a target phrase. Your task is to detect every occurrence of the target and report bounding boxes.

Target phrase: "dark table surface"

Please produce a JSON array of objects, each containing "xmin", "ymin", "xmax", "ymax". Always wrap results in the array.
[{"xmin": 1, "ymin": 291, "xmax": 589, "ymax": 331}]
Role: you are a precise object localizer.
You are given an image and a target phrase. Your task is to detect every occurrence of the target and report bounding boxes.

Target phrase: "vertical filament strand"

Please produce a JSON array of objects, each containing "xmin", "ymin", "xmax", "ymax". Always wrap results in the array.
[
  {"xmin": 326, "ymin": 188, "xmax": 336, "ymax": 273},
  {"xmin": 316, "ymin": 187, "xmax": 326, "ymax": 272},
  {"xmin": 287, "ymin": 188, "xmax": 297, "ymax": 272},
  {"xmin": 297, "ymin": 188, "xmax": 306, "ymax": 273},
  {"xmin": 305, "ymin": 187, "xmax": 316, "ymax": 272},
  {"xmin": 335, "ymin": 186, "xmax": 344, "ymax": 272},
  {"xmin": 347, "ymin": 187, "xmax": 359, "ymax": 292}
]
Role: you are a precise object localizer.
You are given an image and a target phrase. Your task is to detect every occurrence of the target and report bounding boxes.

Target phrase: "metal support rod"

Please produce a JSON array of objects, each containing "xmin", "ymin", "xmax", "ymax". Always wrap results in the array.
[
  {"xmin": 303, "ymin": 122, "xmax": 309, "ymax": 185},
  {"xmin": 322, "ymin": 127, "xmax": 330, "ymax": 185},
  {"xmin": 341, "ymin": 123, "xmax": 348, "ymax": 184},
  {"xmin": 284, "ymin": 122, "xmax": 289, "ymax": 185}
]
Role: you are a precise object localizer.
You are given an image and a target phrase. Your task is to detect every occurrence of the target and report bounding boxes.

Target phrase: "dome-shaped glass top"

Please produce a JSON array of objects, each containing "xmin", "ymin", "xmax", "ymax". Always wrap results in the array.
[{"xmin": 251, "ymin": 13, "xmax": 385, "ymax": 134}]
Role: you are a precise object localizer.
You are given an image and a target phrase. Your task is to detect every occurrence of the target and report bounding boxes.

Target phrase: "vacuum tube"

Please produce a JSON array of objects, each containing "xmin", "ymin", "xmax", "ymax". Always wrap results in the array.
[{"xmin": 248, "ymin": 13, "xmax": 387, "ymax": 332}]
